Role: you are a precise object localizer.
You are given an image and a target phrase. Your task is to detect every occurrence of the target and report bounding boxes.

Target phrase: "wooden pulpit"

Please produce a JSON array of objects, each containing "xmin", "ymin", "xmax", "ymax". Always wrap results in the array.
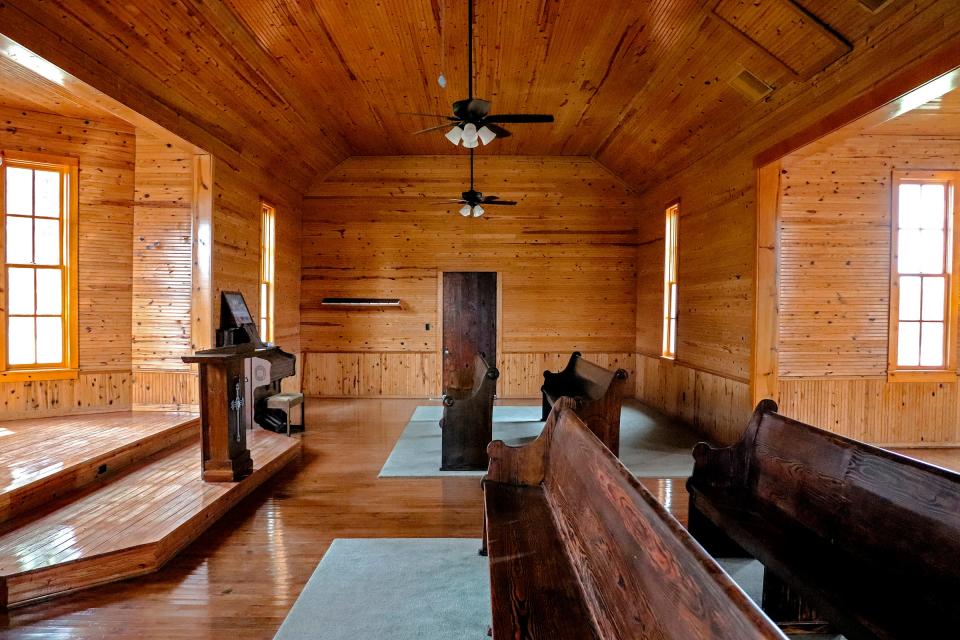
[{"xmin": 183, "ymin": 345, "xmax": 278, "ymax": 481}]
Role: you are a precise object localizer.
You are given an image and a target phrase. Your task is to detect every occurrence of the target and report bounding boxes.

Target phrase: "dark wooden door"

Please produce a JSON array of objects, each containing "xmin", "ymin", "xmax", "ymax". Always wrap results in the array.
[{"xmin": 442, "ymin": 272, "xmax": 497, "ymax": 390}]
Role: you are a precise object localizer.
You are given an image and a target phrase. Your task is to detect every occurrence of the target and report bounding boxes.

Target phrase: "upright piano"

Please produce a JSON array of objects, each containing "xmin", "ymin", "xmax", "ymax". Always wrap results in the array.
[{"xmin": 183, "ymin": 292, "xmax": 297, "ymax": 481}]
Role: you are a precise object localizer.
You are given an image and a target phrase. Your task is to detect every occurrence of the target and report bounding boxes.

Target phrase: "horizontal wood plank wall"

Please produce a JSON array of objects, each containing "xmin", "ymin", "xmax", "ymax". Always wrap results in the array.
[
  {"xmin": 634, "ymin": 354, "xmax": 750, "ymax": 445},
  {"xmin": 777, "ymin": 133, "xmax": 960, "ymax": 445},
  {"xmin": 132, "ymin": 131, "xmax": 197, "ymax": 410},
  {"xmin": 212, "ymin": 161, "xmax": 303, "ymax": 393},
  {"xmin": 0, "ymin": 106, "xmax": 135, "ymax": 418},
  {"xmin": 302, "ymin": 156, "xmax": 638, "ymax": 398},
  {"xmin": 633, "ymin": 5, "xmax": 960, "ymax": 444}
]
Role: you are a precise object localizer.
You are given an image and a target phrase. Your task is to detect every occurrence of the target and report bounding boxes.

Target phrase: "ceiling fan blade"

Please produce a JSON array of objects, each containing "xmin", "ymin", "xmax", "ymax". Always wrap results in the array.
[
  {"xmin": 484, "ymin": 114, "xmax": 554, "ymax": 123},
  {"xmin": 413, "ymin": 122, "xmax": 457, "ymax": 135},
  {"xmin": 482, "ymin": 197, "xmax": 518, "ymax": 205},
  {"xmin": 484, "ymin": 123, "xmax": 512, "ymax": 138},
  {"xmin": 399, "ymin": 112, "xmax": 457, "ymax": 119},
  {"xmin": 453, "ymin": 98, "xmax": 491, "ymax": 119}
]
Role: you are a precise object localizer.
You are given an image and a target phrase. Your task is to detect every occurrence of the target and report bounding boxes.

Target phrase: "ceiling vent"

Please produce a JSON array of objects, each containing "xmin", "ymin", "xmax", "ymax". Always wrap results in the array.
[
  {"xmin": 729, "ymin": 67, "xmax": 774, "ymax": 103},
  {"xmin": 858, "ymin": 0, "xmax": 894, "ymax": 12}
]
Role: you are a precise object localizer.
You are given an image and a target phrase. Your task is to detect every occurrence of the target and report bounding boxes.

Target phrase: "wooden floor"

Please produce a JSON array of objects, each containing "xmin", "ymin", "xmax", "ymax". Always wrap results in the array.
[
  {"xmin": 0, "ymin": 411, "xmax": 199, "ymax": 524},
  {"xmin": 0, "ymin": 398, "xmax": 956, "ymax": 638}
]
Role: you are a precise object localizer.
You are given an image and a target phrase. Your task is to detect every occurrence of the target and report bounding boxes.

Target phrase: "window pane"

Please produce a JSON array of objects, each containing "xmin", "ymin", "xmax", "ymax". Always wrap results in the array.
[
  {"xmin": 5, "ymin": 167, "xmax": 33, "ymax": 215},
  {"xmin": 898, "ymin": 229, "xmax": 944, "ymax": 274},
  {"xmin": 35, "ymin": 317, "xmax": 63, "ymax": 364},
  {"xmin": 920, "ymin": 322, "xmax": 945, "ymax": 367},
  {"xmin": 670, "ymin": 283, "xmax": 678, "ymax": 319},
  {"xmin": 919, "ymin": 183, "xmax": 946, "ymax": 229},
  {"xmin": 8, "ymin": 267, "xmax": 35, "ymax": 315},
  {"xmin": 36, "ymin": 269, "xmax": 62, "ymax": 314},
  {"xmin": 8, "ymin": 317, "xmax": 36, "ymax": 365},
  {"xmin": 6, "ymin": 216, "xmax": 33, "ymax": 264},
  {"xmin": 921, "ymin": 276, "xmax": 945, "ymax": 321},
  {"xmin": 669, "ymin": 319, "xmax": 676, "ymax": 355},
  {"xmin": 897, "ymin": 321, "xmax": 921, "ymax": 367},
  {"xmin": 33, "ymin": 170, "xmax": 60, "ymax": 218},
  {"xmin": 34, "ymin": 218, "xmax": 60, "ymax": 265},
  {"xmin": 899, "ymin": 276, "xmax": 922, "ymax": 321}
]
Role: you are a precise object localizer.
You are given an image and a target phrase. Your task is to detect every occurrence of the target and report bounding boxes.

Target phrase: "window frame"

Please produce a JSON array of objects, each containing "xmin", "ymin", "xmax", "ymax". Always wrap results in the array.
[
  {"xmin": 887, "ymin": 170, "xmax": 960, "ymax": 382},
  {"xmin": 0, "ymin": 151, "xmax": 79, "ymax": 381},
  {"xmin": 662, "ymin": 200, "xmax": 680, "ymax": 359},
  {"xmin": 259, "ymin": 201, "xmax": 276, "ymax": 344}
]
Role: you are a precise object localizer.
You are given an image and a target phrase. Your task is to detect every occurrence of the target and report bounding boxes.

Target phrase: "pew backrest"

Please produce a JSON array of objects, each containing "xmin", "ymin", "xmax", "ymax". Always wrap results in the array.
[
  {"xmin": 693, "ymin": 400, "xmax": 960, "ymax": 591},
  {"xmin": 486, "ymin": 404, "xmax": 786, "ymax": 639}
]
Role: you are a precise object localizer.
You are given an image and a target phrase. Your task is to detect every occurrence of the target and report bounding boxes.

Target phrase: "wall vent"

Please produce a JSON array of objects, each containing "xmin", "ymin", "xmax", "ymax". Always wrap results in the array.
[
  {"xmin": 858, "ymin": 0, "xmax": 894, "ymax": 13},
  {"xmin": 729, "ymin": 68, "xmax": 774, "ymax": 103}
]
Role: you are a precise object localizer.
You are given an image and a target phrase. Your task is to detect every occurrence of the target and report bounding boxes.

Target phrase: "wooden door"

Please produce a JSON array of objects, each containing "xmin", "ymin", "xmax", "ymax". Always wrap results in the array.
[{"xmin": 442, "ymin": 272, "xmax": 497, "ymax": 390}]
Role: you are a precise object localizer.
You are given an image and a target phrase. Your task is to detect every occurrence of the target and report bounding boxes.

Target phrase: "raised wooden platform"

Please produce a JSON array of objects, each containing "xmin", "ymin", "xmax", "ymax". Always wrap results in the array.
[
  {"xmin": 0, "ymin": 411, "xmax": 200, "ymax": 524},
  {"xmin": 0, "ymin": 424, "xmax": 299, "ymax": 608}
]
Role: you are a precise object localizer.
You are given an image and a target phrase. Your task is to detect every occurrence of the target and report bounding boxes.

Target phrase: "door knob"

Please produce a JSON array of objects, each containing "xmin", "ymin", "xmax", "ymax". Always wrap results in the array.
[{"xmin": 443, "ymin": 348, "xmax": 450, "ymax": 355}]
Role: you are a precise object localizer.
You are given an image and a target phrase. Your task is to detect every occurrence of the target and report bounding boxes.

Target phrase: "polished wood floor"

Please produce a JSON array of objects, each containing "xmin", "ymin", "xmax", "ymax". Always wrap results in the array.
[
  {"xmin": 0, "ymin": 428, "xmax": 299, "ymax": 609},
  {"xmin": 0, "ymin": 411, "xmax": 199, "ymax": 524},
  {"xmin": 0, "ymin": 398, "xmax": 956, "ymax": 638}
]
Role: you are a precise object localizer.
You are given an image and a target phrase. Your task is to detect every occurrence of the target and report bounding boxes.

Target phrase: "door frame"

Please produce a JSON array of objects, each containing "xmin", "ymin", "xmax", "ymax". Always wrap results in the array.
[{"xmin": 436, "ymin": 269, "xmax": 503, "ymax": 395}]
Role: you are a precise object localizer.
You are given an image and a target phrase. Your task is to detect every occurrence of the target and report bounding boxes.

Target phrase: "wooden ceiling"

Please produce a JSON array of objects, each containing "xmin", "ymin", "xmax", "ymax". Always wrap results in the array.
[
  {"xmin": 0, "ymin": 53, "xmax": 127, "ymax": 125},
  {"xmin": 0, "ymin": 1, "xmax": 933, "ymax": 193},
  {"xmin": 870, "ymin": 87, "xmax": 960, "ymax": 136}
]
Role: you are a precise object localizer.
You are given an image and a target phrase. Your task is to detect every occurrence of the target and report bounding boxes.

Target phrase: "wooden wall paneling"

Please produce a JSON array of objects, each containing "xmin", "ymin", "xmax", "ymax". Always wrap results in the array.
[
  {"xmin": 635, "ymin": 354, "xmax": 750, "ymax": 445},
  {"xmin": 774, "ymin": 126, "xmax": 960, "ymax": 445},
  {"xmin": 301, "ymin": 351, "xmax": 634, "ymax": 399},
  {"xmin": 132, "ymin": 131, "xmax": 194, "ymax": 372},
  {"xmin": 0, "ymin": 105, "xmax": 135, "ymax": 414},
  {"xmin": 632, "ymin": 8, "xmax": 960, "ymax": 444},
  {"xmin": 302, "ymin": 156, "xmax": 638, "ymax": 368}
]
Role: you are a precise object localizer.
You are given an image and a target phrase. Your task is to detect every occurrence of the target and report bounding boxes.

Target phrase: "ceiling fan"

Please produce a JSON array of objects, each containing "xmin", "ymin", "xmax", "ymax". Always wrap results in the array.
[
  {"xmin": 406, "ymin": 0, "xmax": 554, "ymax": 147},
  {"xmin": 450, "ymin": 148, "xmax": 517, "ymax": 217}
]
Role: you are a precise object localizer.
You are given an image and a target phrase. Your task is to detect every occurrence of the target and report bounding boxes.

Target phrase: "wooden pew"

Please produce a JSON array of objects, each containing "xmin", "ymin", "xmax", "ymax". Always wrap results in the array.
[
  {"xmin": 482, "ymin": 398, "xmax": 787, "ymax": 640},
  {"xmin": 440, "ymin": 353, "xmax": 499, "ymax": 470},
  {"xmin": 687, "ymin": 399, "xmax": 960, "ymax": 640},
  {"xmin": 540, "ymin": 352, "xmax": 628, "ymax": 455}
]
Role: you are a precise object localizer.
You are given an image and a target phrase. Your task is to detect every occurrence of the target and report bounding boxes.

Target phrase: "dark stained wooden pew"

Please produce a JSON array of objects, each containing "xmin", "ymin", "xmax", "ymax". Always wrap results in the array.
[
  {"xmin": 540, "ymin": 352, "xmax": 628, "ymax": 455},
  {"xmin": 482, "ymin": 398, "xmax": 787, "ymax": 640},
  {"xmin": 687, "ymin": 399, "xmax": 960, "ymax": 640},
  {"xmin": 440, "ymin": 352, "xmax": 499, "ymax": 470}
]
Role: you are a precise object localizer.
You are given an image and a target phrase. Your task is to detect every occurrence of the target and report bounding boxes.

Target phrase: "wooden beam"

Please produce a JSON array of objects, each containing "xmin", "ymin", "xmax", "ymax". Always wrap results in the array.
[{"xmin": 751, "ymin": 161, "xmax": 781, "ymax": 406}]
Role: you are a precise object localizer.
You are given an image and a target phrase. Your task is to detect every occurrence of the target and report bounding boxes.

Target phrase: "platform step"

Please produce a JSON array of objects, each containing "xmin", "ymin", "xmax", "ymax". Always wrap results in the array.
[
  {"xmin": 0, "ymin": 411, "xmax": 200, "ymax": 525},
  {"xmin": 0, "ymin": 428, "xmax": 300, "ymax": 608}
]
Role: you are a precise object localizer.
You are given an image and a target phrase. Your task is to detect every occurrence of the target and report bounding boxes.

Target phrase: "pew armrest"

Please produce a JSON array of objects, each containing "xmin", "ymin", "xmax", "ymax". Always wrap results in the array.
[
  {"xmin": 485, "ymin": 397, "xmax": 576, "ymax": 486},
  {"xmin": 690, "ymin": 442, "xmax": 744, "ymax": 490}
]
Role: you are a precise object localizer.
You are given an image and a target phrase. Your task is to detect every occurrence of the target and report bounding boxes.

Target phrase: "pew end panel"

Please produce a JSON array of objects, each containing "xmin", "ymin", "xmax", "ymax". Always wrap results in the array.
[
  {"xmin": 540, "ymin": 352, "xmax": 629, "ymax": 455},
  {"xmin": 484, "ymin": 404, "xmax": 788, "ymax": 640},
  {"xmin": 440, "ymin": 353, "xmax": 498, "ymax": 471}
]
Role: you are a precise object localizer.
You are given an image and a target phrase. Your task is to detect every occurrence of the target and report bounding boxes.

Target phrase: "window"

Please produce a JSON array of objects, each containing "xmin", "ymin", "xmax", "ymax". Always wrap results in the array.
[
  {"xmin": 889, "ymin": 171, "xmax": 959, "ymax": 380},
  {"xmin": 662, "ymin": 201, "xmax": 679, "ymax": 358},
  {"xmin": 1, "ymin": 152, "xmax": 78, "ymax": 379},
  {"xmin": 259, "ymin": 202, "xmax": 276, "ymax": 343}
]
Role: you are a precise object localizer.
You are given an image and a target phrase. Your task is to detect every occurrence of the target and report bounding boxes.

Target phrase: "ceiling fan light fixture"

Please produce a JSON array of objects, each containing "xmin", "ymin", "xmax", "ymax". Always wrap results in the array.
[
  {"xmin": 461, "ymin": 136, "xmax": 479, "ymax": 149},
  {"xmin": 472, "ymin": 204, "xmax": 484, "ymax": 217},
  {"xmin": 461, "ymin": 122, "xmax": 478, "ymax": 143},
  {"xmin": 459, "ymin": 204, "xmax": 472, "ymax": 217},
  {"xmin": 445, "ymin": 126, "xmax": 463, "ymax": 145},
  {"xmin": 477, "ymin": 126, "xmax": 496, "ymax": 145}
]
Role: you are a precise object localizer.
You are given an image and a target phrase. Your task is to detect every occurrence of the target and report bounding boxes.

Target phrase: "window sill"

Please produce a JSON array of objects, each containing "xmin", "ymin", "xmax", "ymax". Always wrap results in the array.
[
  {"xmin": 0, "ymin": 368, "xmax": 79, "ymax": 383},
  {"xmin": 887, "ymin": 370, "xmax": 958, "ymax": 383}
]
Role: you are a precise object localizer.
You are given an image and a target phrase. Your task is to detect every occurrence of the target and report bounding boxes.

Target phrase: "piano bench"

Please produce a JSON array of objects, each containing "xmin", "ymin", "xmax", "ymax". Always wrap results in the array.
[{"xmin": 266, "ymin": 392, "xmax": 305, "ymax": 436}]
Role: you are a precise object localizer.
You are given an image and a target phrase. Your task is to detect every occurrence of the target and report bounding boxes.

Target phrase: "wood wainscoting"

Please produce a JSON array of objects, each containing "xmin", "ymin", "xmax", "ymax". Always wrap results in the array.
[
  {"xmin": 634, "ymin": 354, "xmax": 750, "ymax": 445},
  {"xmin": 0, "ymin": 371, "xmax": 131, "ymax": 420},
  {"xmin": 303, "ymin": 352, "xmax": 636, "ymax": 399}
]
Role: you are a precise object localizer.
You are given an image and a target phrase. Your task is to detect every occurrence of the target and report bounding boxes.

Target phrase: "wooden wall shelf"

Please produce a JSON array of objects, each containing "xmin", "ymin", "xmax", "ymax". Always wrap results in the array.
[{"xmin": 321, "ymin": 298, "xmax": 401, "ymax": 307}]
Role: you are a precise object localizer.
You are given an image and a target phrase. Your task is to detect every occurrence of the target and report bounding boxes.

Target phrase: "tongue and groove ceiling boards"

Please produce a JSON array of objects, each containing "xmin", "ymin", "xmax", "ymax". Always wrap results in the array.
[{"xmin": 0, "ymin": 0, "xmax": 937, "ymax": 194}]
